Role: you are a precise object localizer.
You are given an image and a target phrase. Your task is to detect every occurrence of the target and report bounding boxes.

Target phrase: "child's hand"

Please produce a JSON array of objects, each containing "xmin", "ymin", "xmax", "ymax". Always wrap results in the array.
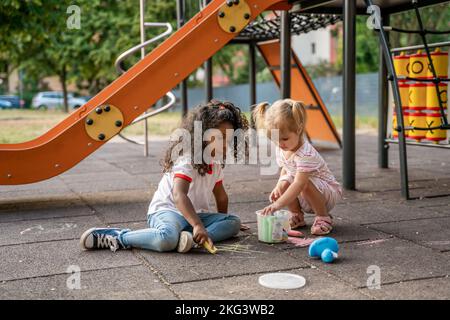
[
  {"xmin": 270, "ymin": 180, "xmax": 289, "ymax": 203},
  {"xmin": 193, "ymin": 224, "xmax": 213, "ymax": 246},
  {"xmin": 261, "ymin": 203, "xmax": 280, "ymax": 215},
  {"xmin": 269, "ymin": 187, "xmax": 281, "ymax": 203}
]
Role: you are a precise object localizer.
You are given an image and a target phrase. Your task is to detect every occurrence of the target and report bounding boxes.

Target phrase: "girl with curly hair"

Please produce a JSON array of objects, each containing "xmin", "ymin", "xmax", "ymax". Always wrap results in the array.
[{"xmin": 80, "ymin": 100, "xmax": 248, "ymax": 253}]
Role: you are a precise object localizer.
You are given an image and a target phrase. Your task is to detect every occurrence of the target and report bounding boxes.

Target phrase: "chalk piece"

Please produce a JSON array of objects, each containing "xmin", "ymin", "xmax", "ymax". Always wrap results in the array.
[
  {"xmin": 287, "ymin": 230, "xmax": 304, "ymax": 237},
  {"xmin": 203, "ymin": 242, "xmax": 218, "ymax": 254},
  {"xmin": 287, "ymin": 237, "xmax": 315, "ymax": 247}
]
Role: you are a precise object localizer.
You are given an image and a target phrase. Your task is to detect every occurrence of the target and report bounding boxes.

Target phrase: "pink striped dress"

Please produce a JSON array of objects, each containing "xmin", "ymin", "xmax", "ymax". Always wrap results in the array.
[{"xmin": 275, "ymin": 140, "xmax": 343, "ymax": 213}]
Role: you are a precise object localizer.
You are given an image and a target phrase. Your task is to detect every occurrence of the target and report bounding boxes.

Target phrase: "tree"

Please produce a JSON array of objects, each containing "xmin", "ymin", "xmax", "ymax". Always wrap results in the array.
[
  {"xmin": 0, "ymin": 0, "xmax": 176, "ymax": 111},
  {"xmin": 0, "ymin": 0, "xmax": 61, "ymax": 96}
]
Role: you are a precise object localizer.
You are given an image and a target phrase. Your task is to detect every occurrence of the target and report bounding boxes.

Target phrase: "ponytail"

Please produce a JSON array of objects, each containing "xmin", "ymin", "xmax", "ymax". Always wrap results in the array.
[
  {"xmin": 252, "ymin": 102, "xmax": 270, "ymax": 130},
  {"xmin": 290, "ymin": 100, "xmax": 307, "ymax": 135}
]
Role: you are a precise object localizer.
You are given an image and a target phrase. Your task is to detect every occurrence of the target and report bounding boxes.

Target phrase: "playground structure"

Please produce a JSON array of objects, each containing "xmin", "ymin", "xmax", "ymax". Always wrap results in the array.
[
  {"xmin": 0, "ymin": 0, "xmax": 449, "ymax": 201},
  {"xmin": 116, "ymin": 1, "xmax": 342, "ymax": 152}
]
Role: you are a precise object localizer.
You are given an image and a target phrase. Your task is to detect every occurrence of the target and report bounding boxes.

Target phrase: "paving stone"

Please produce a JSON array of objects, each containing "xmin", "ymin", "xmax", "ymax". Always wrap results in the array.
[
  {"xmin": 0, "ymin": 177, "xmax": 67, "ymax": 193},
  {"xmin": 0, "ymin": 265, "xmax": 175, "ymax": 300},
  {"xmin": 0, "ymin": 186, "xmax": 77, "ymax": 202},
  {"xmin": 287, "ymin": 238, "xmax": 450, "ymax": 288},
  {"xmin": 172, "ymin": 268, "xmax": 370, "ymax": 300},
  {"xmin": 59, "ymin": 170, "xmax": 134, "ymax": 184},
  {"xmin": 0, "ymin": 203, "xmax": 92, "ymax": 223},
  {"xmin": 333, "ymin": 199, "xmax": 449, "ymax": 225},
  {"xmin": 0, "ymin": 215, "xmax": 103, "ymax": 246},
  {"xmin": 366, "ymin": 217, "xmax": 450, "ymax": 252},
  {"xmin": 138, "ymin": 234, "xmax": 307, "ymax": 284},
  {"xmin": 60, "ymin": 157, "xmax": 124, "ymax": 176},
  {"xmin": 0, "ymin": 239, "xmax": 142, "ymax": 282},
  {"xmin": 106, "ymin": 159, "xmax": 163, "ymax": 176},
  {"xmin": 359, "ymin": 276, "xmax": 450, "ymax": 300},
  {"xmin": 88, "ymin": 201, "xmax": 150, "ymax": 224},
  {"xmin": 65, "ymin": 176, "xmax": 149, "ymax": 194}
]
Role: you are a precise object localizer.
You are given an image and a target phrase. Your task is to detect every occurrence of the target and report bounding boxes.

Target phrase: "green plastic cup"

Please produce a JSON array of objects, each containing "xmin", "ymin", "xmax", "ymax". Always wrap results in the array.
[{"xmin": 256, "ymin": 210, "xmax": 290, "ymax": 243}]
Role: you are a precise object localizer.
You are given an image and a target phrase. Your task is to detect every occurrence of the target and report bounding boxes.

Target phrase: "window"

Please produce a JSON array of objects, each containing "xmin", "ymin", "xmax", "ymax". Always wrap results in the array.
[{"xmin": 311, "ymin": 43, "xmax": 316, "ymax": 55}]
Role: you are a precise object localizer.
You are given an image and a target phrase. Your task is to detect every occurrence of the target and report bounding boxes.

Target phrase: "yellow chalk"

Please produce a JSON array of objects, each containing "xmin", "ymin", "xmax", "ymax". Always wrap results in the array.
[{"xmin": 203, "ymin": 242, "xmax": 218, "ymax": 254}]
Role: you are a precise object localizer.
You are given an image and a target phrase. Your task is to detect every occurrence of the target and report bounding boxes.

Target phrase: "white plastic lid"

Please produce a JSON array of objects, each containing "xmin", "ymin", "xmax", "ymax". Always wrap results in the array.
[{"xmin": 258, "ymin": 273, "xmax": 306, "ymax": 290}]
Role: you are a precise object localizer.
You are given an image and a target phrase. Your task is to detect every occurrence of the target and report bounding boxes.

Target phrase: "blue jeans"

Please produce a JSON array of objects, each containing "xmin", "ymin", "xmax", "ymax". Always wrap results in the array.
[{"xmin": 120, "ymin": 210, "xmax": 241, "ymax": 252}]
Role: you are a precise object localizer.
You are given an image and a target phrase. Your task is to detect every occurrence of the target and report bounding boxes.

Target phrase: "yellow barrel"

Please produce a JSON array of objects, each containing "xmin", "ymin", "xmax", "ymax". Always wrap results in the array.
[
  {"xmin": 427, "ymin": 48, "xmax": 448, "ymax": 78},
  {"xmin": 408, "ymin": 111, "xmax": 427, "ymax": 142},
  {"xmin": 409, "ymin": 83, "xmax": 427, "ymax": 110},
  {"xmin": 392, "ymin": 111, "xmax": 398, "ymax": 138},
  {"xmin": 404, "ymin": 111, "xmax": 410, "ymax": 137},
  {"xmin": 409, "ymin": 50, "xmax": 428, "ymax": 79},
  {"xmin": 394, "ymin": 52, "xmax": 410, "ymax": 79},
  {"xmin": 426, "ymin": 83, "xmax": 448, "ymax": 111},
  {"xmin": 392, "ymin": 111, "xmax": 410, "ymax": 138},
  {"xmin": 425, "ymin": 112, "xmax": 447, "ymax": 143},
  {"xmin": 399, "ymin": 82, "xmax": 410, "ymax": 109}
]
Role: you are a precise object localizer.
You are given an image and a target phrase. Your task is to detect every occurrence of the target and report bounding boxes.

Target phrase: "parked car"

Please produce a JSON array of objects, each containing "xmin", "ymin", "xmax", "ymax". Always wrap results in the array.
[
  {"xmin": 0, "ymin": 95, "xmax": 25, "ymax": 109},
  {"xmin": 31, "ymin": 92, "xmax": 86, "ymax": 110},
  {"xmin": 0, "ymin": 99, "xmax": 13, "ymax": 109},
  {"xmin": 71, "ymin": 95, "xmax": 93, "ymax": 108}
]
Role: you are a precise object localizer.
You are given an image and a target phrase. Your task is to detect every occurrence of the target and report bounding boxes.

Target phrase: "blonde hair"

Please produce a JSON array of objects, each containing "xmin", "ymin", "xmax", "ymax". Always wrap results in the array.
[{"xmin": 252, "ymin": 99, "xmax": 307, "ymax": 137}]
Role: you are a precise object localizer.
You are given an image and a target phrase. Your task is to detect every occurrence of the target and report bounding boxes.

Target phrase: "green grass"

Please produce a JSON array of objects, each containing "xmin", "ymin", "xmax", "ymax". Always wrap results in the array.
[
  {"xmin": 0, "ymin": 109, "xmax": 183, "ymax": 144},
  {"xmin": 331, "ymin": 115, "xmax": 378, "ymax": 131},
  {"xmin": 0, "ymin": 109, "xmax": 377, "ymax": 144}
]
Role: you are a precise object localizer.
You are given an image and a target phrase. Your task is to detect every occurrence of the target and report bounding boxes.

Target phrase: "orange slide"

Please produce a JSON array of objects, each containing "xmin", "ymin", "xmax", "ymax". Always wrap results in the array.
[
  {"xmin": 257, "ymin": 40, "xmax": 341, "ymax": 147},
  {"xmin": 0, "ymin": 0, "xmax": 289, "ymax": 185}
]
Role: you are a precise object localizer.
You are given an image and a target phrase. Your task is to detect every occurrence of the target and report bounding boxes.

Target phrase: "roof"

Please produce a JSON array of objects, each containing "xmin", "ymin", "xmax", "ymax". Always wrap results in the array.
[
  {"xmin": 236, "ymin": 13, "xmax": 341, "ymax": 42},
  {"xmin": 290, "ymin": 0, "xmax": 450, "ymax": 14}
]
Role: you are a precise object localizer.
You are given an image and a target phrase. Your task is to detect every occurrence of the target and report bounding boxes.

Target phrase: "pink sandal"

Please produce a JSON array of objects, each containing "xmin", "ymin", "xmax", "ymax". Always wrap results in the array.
[
  {"xmin": 290, "ymin": 212, "xmax": 306, "ymax": 229},
  {"xmin": 311, "ymin": 216, "xmax": 333, "ymax": 235}
]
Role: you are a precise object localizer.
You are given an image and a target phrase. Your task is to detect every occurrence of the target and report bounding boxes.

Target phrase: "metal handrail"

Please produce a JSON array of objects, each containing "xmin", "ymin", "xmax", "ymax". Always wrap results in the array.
[
  {"xmin": 390, "ymin": 40, "xmax": 450, "ymax": 53},
  {"xmin": 131, "ymin": 91, "xmax": 176, "ymax": 124},
  {"xmin": 118, "ymin": 92, "xmax": 176, "ymax": 145},
  {"xmin": 114, "ymin": 22, "xmax": 173, "ymax": 74},
  {"xmin": 115, "ymin": 20, "xmax": 176, "ymax": 146}
]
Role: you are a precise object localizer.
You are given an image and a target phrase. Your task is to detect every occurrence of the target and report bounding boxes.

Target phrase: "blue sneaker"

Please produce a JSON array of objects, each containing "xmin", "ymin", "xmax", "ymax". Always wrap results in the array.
[{"xmin": 80, "ymin": 227, "xmax": 129, "ymax": 252}]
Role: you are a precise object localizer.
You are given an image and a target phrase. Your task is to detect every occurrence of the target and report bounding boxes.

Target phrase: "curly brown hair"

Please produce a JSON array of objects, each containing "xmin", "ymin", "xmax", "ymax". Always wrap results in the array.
[{"xmin": 162, "ymin": 99, "xmax": 249, "ymax": 175}]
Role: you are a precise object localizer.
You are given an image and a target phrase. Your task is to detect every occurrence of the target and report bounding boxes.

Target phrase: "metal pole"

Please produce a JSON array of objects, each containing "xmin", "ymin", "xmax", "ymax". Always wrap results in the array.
[
  {"xmin": 249, "ymin": 42, "xmax": 257, "ymax": 107},
  {"xmin": 280, "ymin": 11, "xmax": 291, "ymax": 99},
  {"xmin": 343, "ymin": 0, "xmax": 356, "ymax": 190},
  {"xmin": 370, "ymin": 0, "xmax": 409, "ymax": 198},
  {"xmin": 140, "ymin": 0, "xmax": 149, "ymax": 157},
  {"xmin": 204, "ymin": 0, "xmax": 213, "ymax": 102},
  {"xmin": 249, "ymin": 42, "xmax": 257, "ymax": 128},
  {"xmin": 18, "ymin": 68, "xmax": 24, "ymax": 109},
  {"xmin": 205, "ymin": 58, "xmax": 213, "ymax": 102},
  {"xmin": 378, "ymin": 13, "xmax": 390, "ymax": 168},
  {"xmin": 391, "ymin": 40, "xmax": 450, "ymax": 53},
  {"xmin": 176, "ymin": 0, "xmax": 188, "ymax": 117}
]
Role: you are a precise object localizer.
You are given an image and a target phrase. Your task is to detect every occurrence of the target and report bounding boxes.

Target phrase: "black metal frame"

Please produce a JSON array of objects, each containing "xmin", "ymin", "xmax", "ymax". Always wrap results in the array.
[
  {"xmin": 236, "ymin": 12, "xmax": 342, "ymax": 41},
  {"xmin": 290, "ymin": 0, "xmax": 448, "ymax": 14},
  {"xmin": 175, "ymin": 0, "xmax": 342, "ymax": 124},
  {"xmin": 366, "ymin": 0, "xmax": 450, "ymax": 199},
  {"xmin": 176, "ymin": 0, "xmax": 188, "ymax": 117}
]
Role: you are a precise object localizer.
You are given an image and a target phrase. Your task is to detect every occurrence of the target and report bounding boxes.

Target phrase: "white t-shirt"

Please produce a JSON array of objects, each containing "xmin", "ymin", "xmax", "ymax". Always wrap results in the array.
[{"xmin": 148, "ymin": 157, "xmax": 224, "ymax": 216}]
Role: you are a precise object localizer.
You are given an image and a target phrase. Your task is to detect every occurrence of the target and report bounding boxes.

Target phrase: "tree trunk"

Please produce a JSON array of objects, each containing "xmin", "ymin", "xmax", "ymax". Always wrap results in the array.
[
  {"xmin": 1, "ymin": 62, "xmax": 10, "ymax": 94},
  {"xmin": 60, "ymin": 65, "xmax": 69, "ymax": 113}
]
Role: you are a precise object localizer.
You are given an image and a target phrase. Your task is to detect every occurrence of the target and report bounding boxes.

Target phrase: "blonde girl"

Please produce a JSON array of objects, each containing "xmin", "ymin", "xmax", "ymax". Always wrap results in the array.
[{"xmin": 253, "ymin": 99, "xmax": 342, "ymax": 235}]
